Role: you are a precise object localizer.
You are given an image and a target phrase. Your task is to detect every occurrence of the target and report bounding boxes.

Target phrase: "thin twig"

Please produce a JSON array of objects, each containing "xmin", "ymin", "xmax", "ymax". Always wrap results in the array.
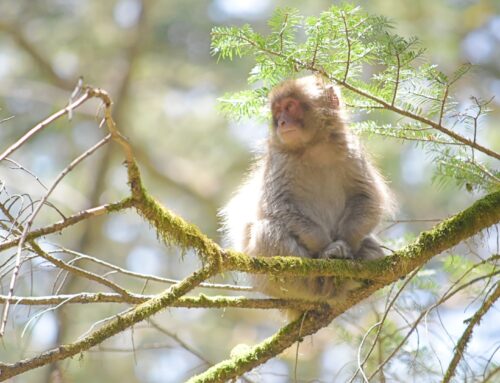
[
  {"xmin": 52, "ymin": 247, "xmax": 253, "ymax": 291},
  {"xmin": 0, "ymin": 293, "xmax": 319, "ymax": 310},
  {"xmin": 368, "ymin": 261, "xmax": 500, "ymax": 380},
  {"xmin": 0, "ymin": 263, "xmax": 217, "ymax": 381},
  {"xmin": 0, "ymin": 199, "xmax": 133, "ymax": 252},
  {"xmin": 341, "ymin": 11, "xmax": 351, "ymax": 82},
  {"xmin": 392, "ymin": 52, "xmax": 401, "ymax": 106},
  {"xmin": 149, "ymin": 319, "xmax": 211, "ymax": 367},
  {"xmin": 438, "ymin": 85, "xmax": 449, "ymax": 126},
  {"xmin": 1, "ymin": 135, "xmax": 112, "ymax": 335},
  {"xmin": 349, "ymin": 267, "xmax": 421, "ymax": 382},
  {"xmin": 442, "ymin": 282, "xmax": 500, "ymax": 383},
  {"xmin": 0, "ymin": 92, "xmax": 91, "ymax": 162},
  {"xmin": 278, "ymin": 13, "xmax": 289, "ymax": 53}
]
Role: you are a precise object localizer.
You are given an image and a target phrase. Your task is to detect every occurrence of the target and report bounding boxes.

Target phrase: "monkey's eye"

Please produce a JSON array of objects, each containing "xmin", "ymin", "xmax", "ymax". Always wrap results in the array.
[{"xmin": 283, "ymin": 99, "xmax": 301, "ymax": 117}]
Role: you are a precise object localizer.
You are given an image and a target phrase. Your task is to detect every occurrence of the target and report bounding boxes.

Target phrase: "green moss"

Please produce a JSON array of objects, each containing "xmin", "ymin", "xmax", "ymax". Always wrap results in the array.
[
  {"xmin": 223, "ymin": 248, "xmax": 389, "ymax": 280},
  {"xmin": 105, "ymin": 197, "xmax": 134, "ymax": 213},
  {"xmin": 186, "ymin": 305, "xmax": 333, "ymax": 382},
  {"xmin": 133, "ymin": 190, "xmax": 222, "ymax": 266}
]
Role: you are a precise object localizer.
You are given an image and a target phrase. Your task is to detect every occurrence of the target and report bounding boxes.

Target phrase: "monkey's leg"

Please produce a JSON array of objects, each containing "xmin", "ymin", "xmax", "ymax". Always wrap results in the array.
[
  {"xmin": 287, "ymin": 215, "xmax": 330, "ymax": 255},
  {"xmin": 356, "ymin": 236, "xmax": 384, "ymax": 260},
  {"xmin": 336, "ymin": 193, "xmax": 382, "ymax": 256},
  {"xmin": 249, "ymin": 218, "xmax": 335, "ymax": 302},
  {"xmin": 319, "ymin": 240, "xmax": 353, "ymax": 259}
]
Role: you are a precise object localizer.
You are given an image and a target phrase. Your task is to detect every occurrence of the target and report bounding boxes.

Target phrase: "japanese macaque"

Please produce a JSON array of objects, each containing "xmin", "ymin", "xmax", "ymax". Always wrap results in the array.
[{"xmin": 221, "ymin": 75, "xmax": 393, "ymax": 304}]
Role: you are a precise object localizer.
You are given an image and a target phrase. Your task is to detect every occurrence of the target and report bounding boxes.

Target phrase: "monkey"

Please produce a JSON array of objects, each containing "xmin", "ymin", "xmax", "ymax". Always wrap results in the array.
[{"xmin": 220, "ymin": 75, "xmax": 394, "ymax": 305}]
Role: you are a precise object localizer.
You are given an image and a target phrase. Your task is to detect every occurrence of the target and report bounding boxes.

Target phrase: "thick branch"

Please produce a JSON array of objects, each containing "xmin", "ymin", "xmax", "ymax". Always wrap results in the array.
[
  {"xmin": 1, "ymin": 82, "xmax": 498, "ymax": 381},
  {"xmin": 2, "ymin": 191, "xmax": 498, "ymax": 285},
  {"xmin": 132, "ymin": 190, "xmax": 223, "ymax": 267},
  {"xmin": 186, "ymin": 190, "xmax": 500, "ymax": 381},
  {"xmin": 222, "ymin": 190, "xmax": 500, "ymax": 281},
  {"xmin": 186, "ymin": 305, "xmax": 335, "ymax": 383}
]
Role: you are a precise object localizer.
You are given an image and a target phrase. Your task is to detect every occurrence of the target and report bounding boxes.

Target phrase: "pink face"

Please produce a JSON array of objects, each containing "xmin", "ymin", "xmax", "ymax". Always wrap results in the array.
[{"xmin": 271, "ymin": 97, "xmax": 305, "ymax": 146}]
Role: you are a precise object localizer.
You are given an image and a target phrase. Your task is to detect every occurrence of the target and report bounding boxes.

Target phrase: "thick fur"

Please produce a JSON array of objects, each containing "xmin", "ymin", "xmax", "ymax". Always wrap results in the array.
[{"xmin": 220, "ymin": 76, "xmax": 393, "ymax": 304}]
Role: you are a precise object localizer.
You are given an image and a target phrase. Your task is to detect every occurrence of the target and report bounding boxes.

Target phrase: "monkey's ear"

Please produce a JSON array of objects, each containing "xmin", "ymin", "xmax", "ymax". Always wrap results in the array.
[{"xmin": 325, "ymin": 84, "xmax": 340, "ymax": 108}]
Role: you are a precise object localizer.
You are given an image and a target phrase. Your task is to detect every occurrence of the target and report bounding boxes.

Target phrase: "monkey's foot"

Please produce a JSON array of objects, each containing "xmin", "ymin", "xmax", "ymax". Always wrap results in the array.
[{"xmin": 320, "ymin": 240, "xmax": 353, "ymax": 259}]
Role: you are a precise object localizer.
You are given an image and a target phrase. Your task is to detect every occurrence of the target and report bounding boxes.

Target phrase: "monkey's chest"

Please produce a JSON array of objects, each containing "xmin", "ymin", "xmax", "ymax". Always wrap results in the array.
[{"xmin": 291, "ymin": 170, "xmax": 346, "ymax": 230}]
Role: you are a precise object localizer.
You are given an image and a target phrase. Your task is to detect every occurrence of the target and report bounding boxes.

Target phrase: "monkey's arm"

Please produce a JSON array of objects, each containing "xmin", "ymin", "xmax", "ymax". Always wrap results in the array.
[
  {"xmin": 336, "ymin": 192, "xmax": 382, "ymax": 254},
  {"xmin": 247, "ymin": 217, "xmax": 325, "ymax": 258},
  {"xmin": 285, "ymin": 213, "xmax": 331, "ymax": 255}
]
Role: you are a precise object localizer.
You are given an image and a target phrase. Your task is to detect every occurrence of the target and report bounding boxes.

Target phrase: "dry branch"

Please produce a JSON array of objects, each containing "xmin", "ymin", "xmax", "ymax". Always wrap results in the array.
[
  {"xmin": 0, "ymin": 293, "xmax": 319, "ymax": 311},
  {"xmin": 442, "ymin": 282, "xmax": 500, "ymax": 383}
]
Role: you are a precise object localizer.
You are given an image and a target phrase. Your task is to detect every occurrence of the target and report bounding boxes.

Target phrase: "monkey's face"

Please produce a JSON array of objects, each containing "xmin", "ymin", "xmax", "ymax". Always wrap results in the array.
[{"xmin": 271, "ymin": 96, "xmax": 315, "ymax": 149}]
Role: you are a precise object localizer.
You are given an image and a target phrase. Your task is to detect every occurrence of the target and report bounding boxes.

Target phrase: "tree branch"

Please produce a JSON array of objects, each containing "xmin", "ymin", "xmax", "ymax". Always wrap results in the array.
[
  {"xmin": 0, "ymin": 293, "xmax": 319, "ymax": 311},
  {"xmin": 0, "ymin": 264, "xmax": 218, "ymax": 381},
  {"xmin": 0, "ymin": 199, "xmax": 133, "ymax": 252},
  {"xmin": 185, "ymin": 190, "xmax": 500, "ymax": 381},
  {"xmin": 442, "ymin": 282, "xmax": 500, "ymax": 383}
]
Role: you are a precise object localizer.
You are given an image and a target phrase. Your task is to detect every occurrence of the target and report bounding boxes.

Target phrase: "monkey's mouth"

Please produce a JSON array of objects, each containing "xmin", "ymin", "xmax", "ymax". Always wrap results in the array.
[
  {"xmin": 278, "ymin": 125, "xmax": 300, "ymax": 134},
  {"xmin": 280, "ymin": 127, "xmax": 297, "ymax": 134}
]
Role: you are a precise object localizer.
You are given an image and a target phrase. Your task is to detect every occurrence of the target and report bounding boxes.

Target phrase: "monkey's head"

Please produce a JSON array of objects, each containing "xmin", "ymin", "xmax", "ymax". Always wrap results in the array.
[{"xmin": 269, "ymin": 76, "xmax": 344, "ymax": 151}]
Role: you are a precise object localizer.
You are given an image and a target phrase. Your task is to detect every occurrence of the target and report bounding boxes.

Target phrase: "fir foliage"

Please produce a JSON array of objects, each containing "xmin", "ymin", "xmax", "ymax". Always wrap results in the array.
[{"xmin": 211, "ymin": 5, "xmax": 499, "ymax": 193}]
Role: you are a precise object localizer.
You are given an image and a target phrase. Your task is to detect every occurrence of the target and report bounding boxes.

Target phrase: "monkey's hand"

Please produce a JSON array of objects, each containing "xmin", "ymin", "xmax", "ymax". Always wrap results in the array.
[{"xmin": 320, "ymin": 240, "xmax": 353, "ymax": 259}]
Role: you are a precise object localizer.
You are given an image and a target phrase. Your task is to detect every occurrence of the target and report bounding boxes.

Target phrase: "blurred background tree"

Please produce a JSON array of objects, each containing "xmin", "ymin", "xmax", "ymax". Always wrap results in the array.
[{"xmin": 0, "ymin": 0, "xmax": 498, "ymax": 382}]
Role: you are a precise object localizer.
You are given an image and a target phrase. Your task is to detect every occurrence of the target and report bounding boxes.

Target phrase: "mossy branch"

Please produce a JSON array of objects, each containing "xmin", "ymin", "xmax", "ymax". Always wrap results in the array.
[
  {"xmin": 186, "ymin": 305, "xmax": 335, "ymax": 383},
  {"xmin": 0, "ymin": 294, "xmax": 320, "ymax": 311},
  {"xmin": 127, "ymin": 188, "xmax": 500, "ymax": 289},
  {"xmin": 0, "ymin": 264, "xmax": 217, "ymax": 381},
  {"xmin": 186, "ymin": 191, "xmax": 500, "ymax": 382}
]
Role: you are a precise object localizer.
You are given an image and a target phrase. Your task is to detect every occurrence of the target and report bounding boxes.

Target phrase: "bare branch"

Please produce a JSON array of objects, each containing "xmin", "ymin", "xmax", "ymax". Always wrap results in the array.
[
  {"xmin": 0, "ymin": 199, "xmax": 134, "ymax": 252},
  {"xmin": 51, "ymin": 247, "xmax": 253, "ymax": 291},
  {"xmin": 442, "ymin": 282, "xmax": 500, "ymax": 383},
  {"xmin": 0, "ymin": 92, "xmax": 92, "ymax": 162},
  {"xmin": 1, "ymin": 135, "xmax": 112, "ymax": 335}
]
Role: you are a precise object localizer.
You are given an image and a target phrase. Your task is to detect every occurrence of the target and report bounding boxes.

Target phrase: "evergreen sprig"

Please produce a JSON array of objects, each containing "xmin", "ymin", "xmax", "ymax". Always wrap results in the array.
[{"xmin": 211, "ymin": 5, "xmax": 499, "ymax": 192}]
